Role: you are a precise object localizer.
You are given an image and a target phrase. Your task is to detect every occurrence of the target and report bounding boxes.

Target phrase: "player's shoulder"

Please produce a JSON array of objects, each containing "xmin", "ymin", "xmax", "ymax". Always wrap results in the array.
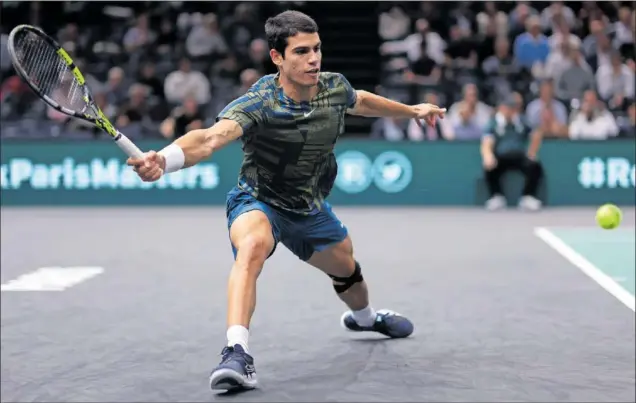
[
  {"xmin": 244, "ymin": 74, "xmax": 278, "ymax": 100},
  {"xmin": 318, "ymin": 71, "xmax": 351, "ymax": 89}
]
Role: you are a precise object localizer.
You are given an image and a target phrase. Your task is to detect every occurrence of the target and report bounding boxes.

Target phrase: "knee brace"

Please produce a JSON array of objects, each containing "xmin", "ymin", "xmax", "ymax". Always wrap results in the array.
[{"xmin": 328, "ymin": 261, "xmax": 364, "ymax": 294}]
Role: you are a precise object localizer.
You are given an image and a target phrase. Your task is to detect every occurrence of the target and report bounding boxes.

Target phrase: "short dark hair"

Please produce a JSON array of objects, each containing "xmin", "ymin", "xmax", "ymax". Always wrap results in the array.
[{"xmin": 265, "ymin": 10, "xmax": 318, "ymax": 56}]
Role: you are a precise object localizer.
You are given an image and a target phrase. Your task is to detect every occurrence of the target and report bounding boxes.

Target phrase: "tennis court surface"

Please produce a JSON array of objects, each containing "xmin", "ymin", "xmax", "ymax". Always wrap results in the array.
[{"xmin": 1, "ymin": 207, "xmax": 634, "ymax": 402}]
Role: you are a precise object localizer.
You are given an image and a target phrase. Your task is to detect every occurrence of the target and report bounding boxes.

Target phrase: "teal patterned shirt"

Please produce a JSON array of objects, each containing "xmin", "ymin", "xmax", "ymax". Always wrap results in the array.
[{"xmin": 217, "ymin": 72, "xmax": 357, "ymax": 214}]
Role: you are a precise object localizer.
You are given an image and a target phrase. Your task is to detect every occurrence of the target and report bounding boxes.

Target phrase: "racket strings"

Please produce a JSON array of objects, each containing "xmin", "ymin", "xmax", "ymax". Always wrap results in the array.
[{"xmin": 13, "ymin": 30, "xmax": 92, "ymax": 116}]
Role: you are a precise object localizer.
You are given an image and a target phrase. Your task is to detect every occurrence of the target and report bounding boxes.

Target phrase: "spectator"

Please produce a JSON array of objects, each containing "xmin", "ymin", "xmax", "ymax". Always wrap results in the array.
[
  {"xmin": 378, "ymin": 6, "xmax": 411, "ymax": 41},
  {"xmin": 242, "ymin": 38, "xmax": 276, "ymax": 76},
  {"xmin": 617, "ymin": 102, "xmax": 636, "ymax": 137},
  {"xmin": 160, "ymin": 95, "xmax": 205, "ymax": 139},
  {"xmin": 164, "ymin": 58, "xmax": 211, "ymax": 105},
  {"xmin": 526, "ymin": 79, "xmax": 568, "ymax": 130},
  {"xmin": 447, "ymin": 83, "xmax": 494, "ymax": 131},
  {"xmin": 538, "ymin": 106, "xmax": 569, "ymax": 138},
  {"xmin": 155, "ymin": 17, "xmax": 178, "ymax": 56},
  {"xmin": 513, "ymin": 15, "xmax": 550, "ymax": 71},
  {"xmin": 613, "ymin": 6, "xmax": 634, "ymax": 58},
  {"xmin": 508, "ymin": 2, "xmax": 538, "ymax": 40},
  {"xmin": 406, "ymin": 92, "xmax": 453, "ymax": 141},
  {"xmin": 554, "ymin": 46, "xmax": 595, "ymax": 102},
  {"xmin": 116, "ymin": 83, "xmax": 152, "ymax": 129},
  {"xmin": 540, "ymin": 1, "xmax": 577, "ymax": 33},
  {"xmin": 403, "ymin": 40, "xmax": 442, "ymax": 86},
  {"xmin": 547, "ymin": 14, "xmax": 582, "ymax": 50},
  {"xmin": 476, "ymin": 2, "xmax": 509, "ymax": 38},
  {"xmin": 186, "ymin": 13, "xmax": 228, "ymax": 60},
  {"xmin": 444, "ymin": 24, "xmax": 478, "ymax": 79},
  {"xmin": 568, "ymin": 90, "xmax": 620, "ymax": 140},
  {"xmin": 582, "ymin": 18, "xmax": 608, "ymax": 58},
  {"xmin": 221, "ymin": 3, "xmax": 259, "ymax": 58},
  {"xmin": 123, "ymin": 13, "xmax": 156, "ymax": 54},
  {"xmin": 482, "ymin": 36, "xmax": 522, "ymax": 103},
  {"xmin": 370, "ymin": 117, "xmax": 409, "ymax": 141},
  {"xmin": 586, "ymin": 31, "xmax": 614, "ymax": 71},
  {"xmin": 137, "ymin": 62, "xmax": 164, "ymax": 100},
  {"xmin": 448, "ymin": 102, "xmax": 484, "ymax": 140},
  {"xmin": 481, "ymin": 96, "xmax": 544, "ymax": 211},
  {"xmin": 543, "ymin": 39, "xmax": 587, "ymax": 80},
  {"xmin": 104, "ymin": 67, "xmax": 128, "ymax": 107},
  {"xmin": 380, "ymin": 18, "xmax": 446, "ymax": 65},
  {"xmin": 596, "ymin": 50, "xmax": 635, "ymax": 108}
]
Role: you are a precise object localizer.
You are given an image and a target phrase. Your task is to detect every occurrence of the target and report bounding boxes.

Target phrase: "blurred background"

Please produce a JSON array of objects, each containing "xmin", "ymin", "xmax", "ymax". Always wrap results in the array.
[{"xmin": 0, "ymin": 1, "xmax": 634, "ymax": 207}]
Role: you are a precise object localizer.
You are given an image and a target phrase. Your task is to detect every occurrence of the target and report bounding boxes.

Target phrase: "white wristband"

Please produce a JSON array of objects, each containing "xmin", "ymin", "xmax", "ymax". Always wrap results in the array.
[{"xmin": 158, "ymin": 143, "xmax": 185, "ymax": 174}]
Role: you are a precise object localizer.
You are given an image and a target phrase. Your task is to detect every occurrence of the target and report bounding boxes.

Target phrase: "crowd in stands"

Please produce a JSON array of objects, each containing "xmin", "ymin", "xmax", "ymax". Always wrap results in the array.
[
  {"xmin": 0, "ymin": 1, "xmax": 634, "ymax": 142},
  {"xmin": 374, "ymin": 1, "xmax": 635, "ymax": 141}
]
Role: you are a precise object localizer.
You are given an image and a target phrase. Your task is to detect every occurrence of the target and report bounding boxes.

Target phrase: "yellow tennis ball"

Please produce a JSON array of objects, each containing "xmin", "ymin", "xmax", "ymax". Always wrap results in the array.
[{"xmin": 596, "ymin": 204, "xmax": 622, "ymax": 230}]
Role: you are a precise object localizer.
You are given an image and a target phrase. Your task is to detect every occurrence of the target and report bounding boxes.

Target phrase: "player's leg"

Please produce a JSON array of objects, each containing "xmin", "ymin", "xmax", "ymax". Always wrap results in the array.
[
  {"xmin": 209, "ymin": 187, "xmax": 280, "ymax": 391},
  {"xmin": 282, "ymin": 204, "xmax": 414, "ymax": 338}
]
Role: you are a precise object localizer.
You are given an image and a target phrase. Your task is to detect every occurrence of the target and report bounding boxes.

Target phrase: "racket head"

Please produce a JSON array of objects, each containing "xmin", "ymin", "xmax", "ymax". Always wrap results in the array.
[{"xmin": 7, "ymin": 25, "xmax": 103, "ymax": 125}]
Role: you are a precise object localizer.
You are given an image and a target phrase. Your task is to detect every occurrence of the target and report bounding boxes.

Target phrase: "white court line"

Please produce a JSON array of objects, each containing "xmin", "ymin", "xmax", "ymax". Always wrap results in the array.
[
  {"xmin": 534, "ymin": 227, "xmax": 635, "ymax": 312},
  {"xmin": 1, "ymin": 267, "xmax": 104, "ymax": 292}
]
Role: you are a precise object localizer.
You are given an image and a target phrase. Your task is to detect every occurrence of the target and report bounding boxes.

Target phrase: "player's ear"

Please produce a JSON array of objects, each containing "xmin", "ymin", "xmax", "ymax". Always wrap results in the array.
[{"xmin": 270, "ymin": 49, "xmax": 283, "ymax": 67}]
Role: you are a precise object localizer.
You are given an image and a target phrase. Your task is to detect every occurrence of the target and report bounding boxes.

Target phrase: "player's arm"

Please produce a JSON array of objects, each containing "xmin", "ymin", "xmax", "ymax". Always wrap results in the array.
[
  {"xmin": 346, "ymin": 90, "xmax": 419, "ymax": 119},
  {"xmin": 157, "ymin": 119, "xmax": 244, "ymax": 172}
]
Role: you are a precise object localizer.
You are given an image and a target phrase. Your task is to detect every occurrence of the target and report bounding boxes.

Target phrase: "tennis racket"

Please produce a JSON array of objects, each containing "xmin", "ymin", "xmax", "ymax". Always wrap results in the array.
[{"xmin": 7, "ymin": 24, "xmax": 144, "ymax": 159}]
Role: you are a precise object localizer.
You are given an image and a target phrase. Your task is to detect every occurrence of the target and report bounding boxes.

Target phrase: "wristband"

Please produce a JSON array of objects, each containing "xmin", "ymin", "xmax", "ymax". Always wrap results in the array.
[{"xmin": 158, "ymin": 143, "xmax": 185, "ymax": 173}]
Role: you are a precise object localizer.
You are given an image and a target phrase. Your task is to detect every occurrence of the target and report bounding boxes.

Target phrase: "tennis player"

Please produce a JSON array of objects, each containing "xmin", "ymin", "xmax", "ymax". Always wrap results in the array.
[{"xmin": 127, "ymin": 10, "xmax": 446, "ymax": 392}]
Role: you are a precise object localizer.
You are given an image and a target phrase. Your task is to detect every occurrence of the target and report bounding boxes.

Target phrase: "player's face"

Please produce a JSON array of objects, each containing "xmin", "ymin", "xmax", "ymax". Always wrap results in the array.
[{"xmin": 272, "ymin": 32, "xmax": 322, "ymax": 87}]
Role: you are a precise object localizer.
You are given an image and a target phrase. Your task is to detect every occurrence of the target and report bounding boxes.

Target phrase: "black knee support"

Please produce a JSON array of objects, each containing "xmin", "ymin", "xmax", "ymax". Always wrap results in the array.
[{"xmin": 329, "ymin": 261, "xmax": 364, "ymax": 294}]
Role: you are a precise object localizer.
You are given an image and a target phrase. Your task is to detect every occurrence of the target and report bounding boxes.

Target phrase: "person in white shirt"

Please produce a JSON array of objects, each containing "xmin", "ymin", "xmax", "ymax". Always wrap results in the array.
[
  {"xmin": 163, "ymin": 58, "xmax": 211, "ymax": 105},
  {"xmin": 569, "ymin": 90, "xmax": 620, "ymax": 140},
  {"xmin": 595, "ymin": 50, "xmax": 635, "ymax": 104}
]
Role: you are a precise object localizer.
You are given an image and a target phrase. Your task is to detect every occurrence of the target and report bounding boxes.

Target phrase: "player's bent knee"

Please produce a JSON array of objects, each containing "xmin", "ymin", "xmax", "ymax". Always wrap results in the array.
[
  {"xmin": 235, "ymin": 234, "xmax": 273, "ymax": 266},
  {"xmin": 329, "ymin": 261, "xmax": 364, "ymax": 294}
]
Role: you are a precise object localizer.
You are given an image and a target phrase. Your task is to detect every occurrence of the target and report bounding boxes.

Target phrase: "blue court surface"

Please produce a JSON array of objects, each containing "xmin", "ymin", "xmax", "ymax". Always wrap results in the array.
[{"xmin": 1, "ymin": 207, "xmax": 635, "ymax": 402}]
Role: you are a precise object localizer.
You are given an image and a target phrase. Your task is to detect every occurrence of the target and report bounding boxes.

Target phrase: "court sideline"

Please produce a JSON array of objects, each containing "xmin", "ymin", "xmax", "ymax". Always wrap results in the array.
[{"xmin": 1, "ymin": 207, "xmax": 634, "ymax": 402}]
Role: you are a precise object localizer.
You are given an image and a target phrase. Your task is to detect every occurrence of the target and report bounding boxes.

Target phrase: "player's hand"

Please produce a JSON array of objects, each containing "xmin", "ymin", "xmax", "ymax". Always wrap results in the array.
[
  {"xmin": 413, "ymin": 103, "xmax": 446, "ymax": 128},
  {"xmin": 126, "ymin": 151, "xmax": 165, "ymax": 182}
]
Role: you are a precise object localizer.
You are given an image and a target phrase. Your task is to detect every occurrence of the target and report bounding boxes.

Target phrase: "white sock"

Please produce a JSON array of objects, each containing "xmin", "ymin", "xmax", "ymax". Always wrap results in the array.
[
  {"xmin": 226, "ymin": 325, "xmax": 249, "ymax": 353},
  {"xmin": 351, "ymin": 305, "xmax": 377, "ymax": 327}
]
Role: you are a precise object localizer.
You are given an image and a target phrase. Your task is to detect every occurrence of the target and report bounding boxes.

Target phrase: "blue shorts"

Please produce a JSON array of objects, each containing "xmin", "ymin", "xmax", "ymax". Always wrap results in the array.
[{"xmin": 226, "ymin": 186, "xmax": 348, "ymax": 261}]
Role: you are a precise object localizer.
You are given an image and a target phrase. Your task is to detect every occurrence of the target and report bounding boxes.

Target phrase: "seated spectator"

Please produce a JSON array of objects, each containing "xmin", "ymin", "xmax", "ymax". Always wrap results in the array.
[
  {"xmin": 582, "ymin": 18, "xmax": 609, "ymax": 59},
  {"xmin": 568, "ymin": 90, "xmax": 620, "ymax": 140},
  {"xmin": 242, "ymin": 38, "xmax": 277, "ymax": 76},
  {"xmin": 447, "ymin": 83, "xmax": 494, "ymax": 131},
  {"xmin": 554, "ymin": 46, "xmax": 595, "ymax": 102},
  {"xmin": 160, "ymin": 95, "xmax": 204, "ymax": 140},
  {"xmin": 540, "ymin": 1, "xmax": 577, "ymax": 33},
  {"xmin": 221, "ymin": 3, "xmax": 260, "ymax": 58},
  {"xmin": 613, "ymin": 6, "xmax": 634, "ymax": 59},
  {"xmin": 370, "ymin": 117, "xmax": 409, "ymax": 141},
  {"xmin": 596, "ymin": 50, "xmax": 635, "ymax": 109},
  {"xmin": 508, "ymin": 2, "xmax": 538, "ymax": 40},
  {"xmin": 543, "ymin": 39, "xmax": 589, "ymax": 80},
  {"xmin": 448, "ymin": 103, "xmax": 484, "ymax": 140},
  {"xmin": 617, "ymin": 102, "xmax": 636, "ymax": 137},
  {"xmin": 403, "ymin": 40, "xmax": 441, "ymax": 86},
  {"xmin": 480, "ymin": 96, "xmax": 544, "ymax": 211},
  {"xmin": 186, "ymin": 13, "xmax": 228, "ymax": 61},
  {"xmin": 444, "ymin": 25, "xmax": 478, "ymax": 85},
  {"xmin": 586, "ymin": 31, "xmax": 614, "ymax": 72},
  {"xmin": 378, "ymin": 5, "xmax": 411, "ymax": 41},
  {"xmin": 105, "ymin": 67, "xmax": 129, "ymax": 107},
  {"xmin": 406, "ymin": 92, "xmax": 453, "ymax": 141},
  {"xmin": 380, "ymin": 18, "xmax": 446, "ymax": 65},
  {"xmin": 537, "ymin": 106, "xmax": 569, "ymax": 138},
  {"xmin": 137, "ymin": 62, "xmax": 164, "ymax": 100},
  {"xmin": 164, "ymin": 57, "xmax": 211, "ymax": 105},
  {"xmin": 476, "ymin": 2, "xmax": 509, "ymax": 38},
  {"xmin": 115, "ymin": 84, "xmax": 151, "ymax": 128},
  {"xmin": 123, "ymin": 13, "xmax": 156, "ymax": 55},
  {"xmin": 547, "ymin": 13, "xmax": 581, "ymax": 50},
  {"xmin": 526, "ymin": 79, "xmax": 568, "ymax": 130},
  {"xmin": 482, "ymin": 36, "xmax": 521, "ymax": 103},
  {"xmin": 513, "ymin": 15, "xmax": 550, "ymax": 71},
  {"xmin": 155, "ymin": 17, "xmax": 178, "ymax": 56}
]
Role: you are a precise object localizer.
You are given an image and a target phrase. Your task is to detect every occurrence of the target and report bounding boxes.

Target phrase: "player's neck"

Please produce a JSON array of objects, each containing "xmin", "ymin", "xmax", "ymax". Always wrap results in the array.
[{"xmin": 278, "ymin": 74, "xmax": 318, "ymax": 103}]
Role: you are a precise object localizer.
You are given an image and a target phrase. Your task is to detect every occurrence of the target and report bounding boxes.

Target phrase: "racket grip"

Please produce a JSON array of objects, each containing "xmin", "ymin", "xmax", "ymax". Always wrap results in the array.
[{"xmin": 114, "ymin": 131, "xmax": 144, "ymax": 159}]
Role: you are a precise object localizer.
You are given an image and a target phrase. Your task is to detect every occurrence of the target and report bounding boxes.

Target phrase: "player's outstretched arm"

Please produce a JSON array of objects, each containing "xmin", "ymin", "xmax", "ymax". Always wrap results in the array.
[
  {"xmin": 347, "ymin": 90, "xmax": 446, "ymax": 126},
  {"xmin": 126, "ymin": 118, "xmax": 243, "ymax": 182}
]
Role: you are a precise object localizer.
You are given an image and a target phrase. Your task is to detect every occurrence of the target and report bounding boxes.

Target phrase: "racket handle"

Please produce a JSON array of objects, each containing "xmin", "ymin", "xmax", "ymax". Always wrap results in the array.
[{"xmin": 114, "ymin": 131, "xmax": 144, "ymax": 159}]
